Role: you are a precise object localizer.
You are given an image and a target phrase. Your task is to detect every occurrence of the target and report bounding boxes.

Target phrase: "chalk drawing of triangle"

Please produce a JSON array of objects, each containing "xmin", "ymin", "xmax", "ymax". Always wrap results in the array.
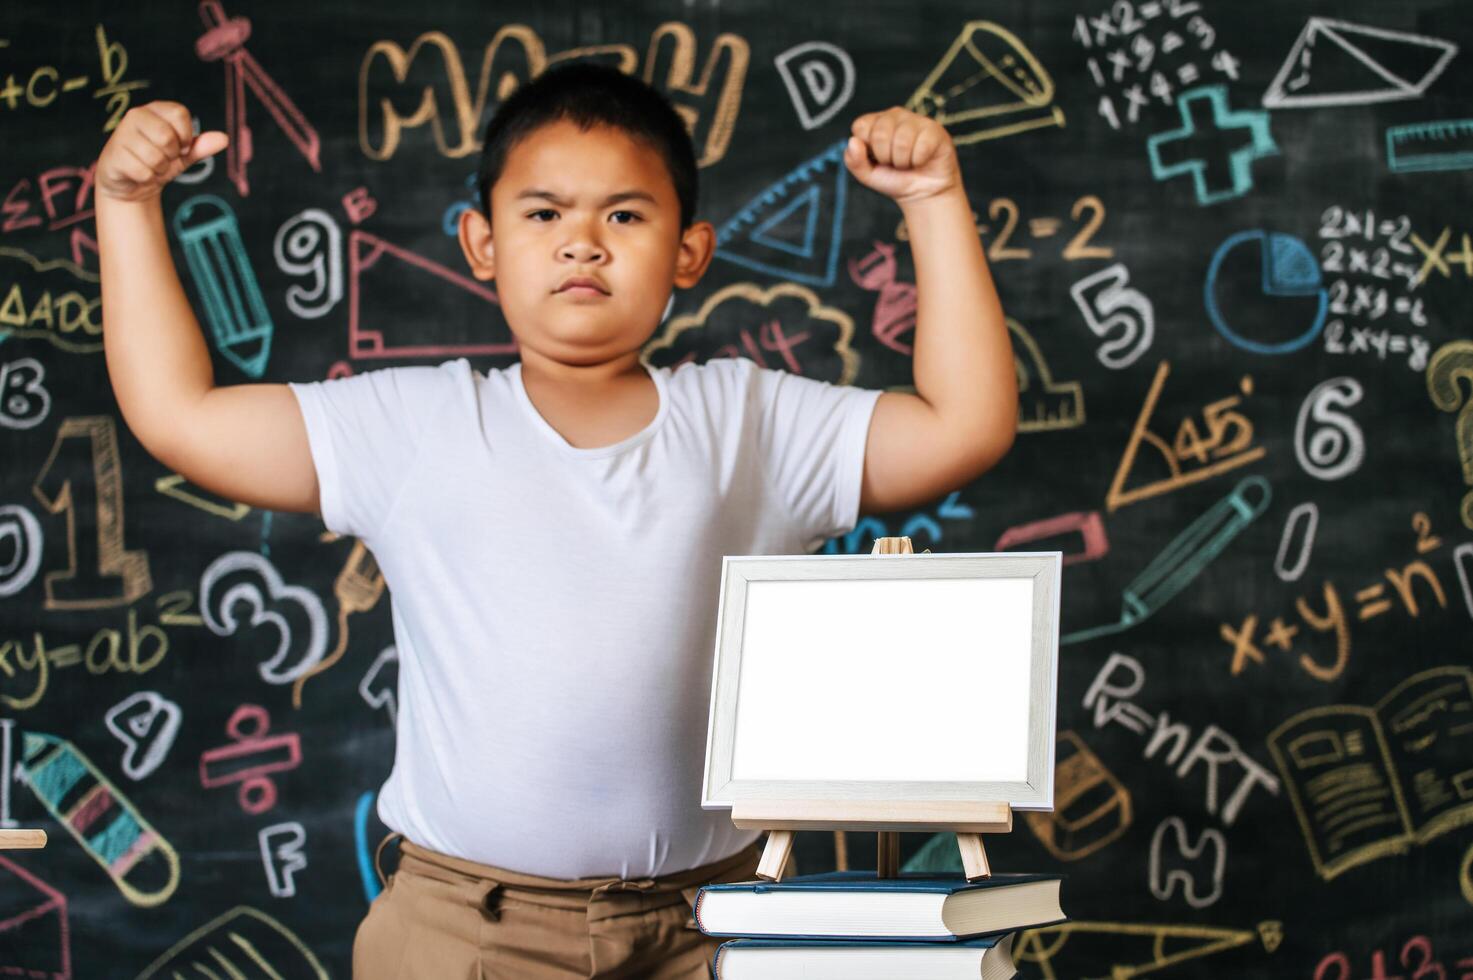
[
  {"xmin": 715, "ymin": 140, "xmax": 848, "ymax": 287},
  {"xmin": 750, "ymin": 185, "xmax": 821, "ymax": 258},
  {"xmin": 1262, "ymin": 17, "xmax": 1458, "ymax": 108}
]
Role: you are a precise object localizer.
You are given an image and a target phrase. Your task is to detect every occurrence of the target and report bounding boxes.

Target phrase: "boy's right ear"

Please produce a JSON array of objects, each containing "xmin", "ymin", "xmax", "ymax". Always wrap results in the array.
[{"xmin": 458, "ymin": 208, "xmax": 495, "ymax": 281}]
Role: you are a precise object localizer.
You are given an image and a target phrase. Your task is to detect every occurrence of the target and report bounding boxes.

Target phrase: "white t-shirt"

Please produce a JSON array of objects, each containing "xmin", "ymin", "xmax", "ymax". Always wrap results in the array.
[{"xmin": 289, "ymin": 356, "xmax": 881, "ymax": 879}]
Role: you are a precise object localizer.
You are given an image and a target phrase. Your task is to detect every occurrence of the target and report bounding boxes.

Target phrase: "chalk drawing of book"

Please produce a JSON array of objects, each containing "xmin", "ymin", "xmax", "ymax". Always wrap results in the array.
[{"xmin": 1268, "ymin": 665, "xmax": 1473, "ymax": 880}]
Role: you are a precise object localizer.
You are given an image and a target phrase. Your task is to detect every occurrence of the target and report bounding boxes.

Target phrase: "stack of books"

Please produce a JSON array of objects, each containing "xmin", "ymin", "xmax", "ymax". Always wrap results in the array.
[{"xmin": 694, "ymin": 868, "xmax": 1066, "ymax": 978}]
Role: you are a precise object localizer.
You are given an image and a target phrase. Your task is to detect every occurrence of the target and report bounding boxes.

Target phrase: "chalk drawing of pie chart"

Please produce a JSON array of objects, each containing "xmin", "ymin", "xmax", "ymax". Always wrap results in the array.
[{"xmin": 1204, "ymin": 230, "xmax": 1327, "ymax": 354}]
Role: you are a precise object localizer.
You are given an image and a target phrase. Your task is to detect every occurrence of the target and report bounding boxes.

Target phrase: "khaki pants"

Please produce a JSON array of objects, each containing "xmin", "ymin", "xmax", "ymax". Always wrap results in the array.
[{"xmin": 353, "ymin": 834, "xmax": 765, "ymax": 979}]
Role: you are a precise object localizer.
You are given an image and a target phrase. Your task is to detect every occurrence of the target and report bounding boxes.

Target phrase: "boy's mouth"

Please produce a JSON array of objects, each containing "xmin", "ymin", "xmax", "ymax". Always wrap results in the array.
[{"xmin": 555, "ymin": 275, "xmax": 610, "ymax": 295}]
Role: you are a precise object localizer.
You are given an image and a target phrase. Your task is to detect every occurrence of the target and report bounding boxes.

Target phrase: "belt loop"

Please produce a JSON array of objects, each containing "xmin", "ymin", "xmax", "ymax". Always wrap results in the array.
[
  {"xmin": 481, "ymin": 882, "xmax": 503, "ymax": 921},
  {"xmin": 373, "ymin": 832, "xmax": 404, "ymax": 889},
  {"xmin": 592, "ymin": 877, "xmax": 656, "ymax": 898}
]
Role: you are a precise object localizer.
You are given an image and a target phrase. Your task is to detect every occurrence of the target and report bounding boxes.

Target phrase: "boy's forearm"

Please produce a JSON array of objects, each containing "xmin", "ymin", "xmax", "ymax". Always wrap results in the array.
[
  {"xmin": 97, "ymin": 195, "xmax": 216, "ymax": 456},
  {"xmin": 901, "ymin": 186, "xmax": 1017, "ymax": 453}
]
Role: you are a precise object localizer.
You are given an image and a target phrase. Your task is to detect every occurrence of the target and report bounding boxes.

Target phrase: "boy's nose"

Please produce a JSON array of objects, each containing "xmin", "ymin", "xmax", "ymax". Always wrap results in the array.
[{"xmin": 559, "ymin": 241, "xmax": 605, "ymax": 262}]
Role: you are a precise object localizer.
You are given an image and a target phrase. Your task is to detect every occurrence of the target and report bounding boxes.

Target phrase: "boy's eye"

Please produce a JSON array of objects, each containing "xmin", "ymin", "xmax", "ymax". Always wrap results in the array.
[{"xmin": 525, "ymin": 209, "xmax": 642, "ymax": 223}]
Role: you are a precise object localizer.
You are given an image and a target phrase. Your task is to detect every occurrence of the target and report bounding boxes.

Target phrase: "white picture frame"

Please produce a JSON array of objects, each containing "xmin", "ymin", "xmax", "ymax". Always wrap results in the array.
[{"xmin": 701, "ymin": 551, "xmax": 1061, "ymax": 812}]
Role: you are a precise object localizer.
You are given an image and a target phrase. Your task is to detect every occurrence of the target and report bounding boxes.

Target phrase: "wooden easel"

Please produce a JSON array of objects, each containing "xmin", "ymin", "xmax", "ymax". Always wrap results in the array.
[
  {"xmin": 0, "ymin": 829, "xmax": 46, "ymax": 849},
  {"xmin": 732, "ymin": 536, "xmax": 1014, "ymax": 883}
]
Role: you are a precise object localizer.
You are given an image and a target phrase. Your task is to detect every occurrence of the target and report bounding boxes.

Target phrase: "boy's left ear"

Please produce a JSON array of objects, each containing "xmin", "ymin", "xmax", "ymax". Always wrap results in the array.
[
  {"xmin": 673, "ymin": 220, "xmax": 716, "ymax": 288},
  {"xmin": 458, "ymin": 207, "xmax": 496, "ymax": 281}
]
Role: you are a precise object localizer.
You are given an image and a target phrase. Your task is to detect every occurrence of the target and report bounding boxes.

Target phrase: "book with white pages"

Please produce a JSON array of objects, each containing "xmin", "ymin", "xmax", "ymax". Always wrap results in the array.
[
  {"xmin": 694, "ymin": 870, "xmax": 1065, "ymax": 941},
  {"xmin": 713, "ymin": 932, "xmax": 1017, "ymax": 980}
]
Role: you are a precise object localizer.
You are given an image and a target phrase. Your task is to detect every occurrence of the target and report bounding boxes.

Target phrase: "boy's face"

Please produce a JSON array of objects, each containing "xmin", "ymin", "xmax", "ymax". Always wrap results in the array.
[{"xmin": 459, "ymin": 119, "xmax": 714, "ymax": 371}]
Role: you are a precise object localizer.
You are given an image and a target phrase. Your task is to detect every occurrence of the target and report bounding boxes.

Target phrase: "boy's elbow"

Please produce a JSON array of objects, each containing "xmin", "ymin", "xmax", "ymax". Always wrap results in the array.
[
  {"xmin": 136, "ymin": 425, "xmax": 195, "ymax": 481},
  {"xmin": 991, "ymin": 427, "xmax": 1017, "ymax": 471},
  {"xmin": 115, "ymin": 403, "xmax": 177, "ymax": 469},
  {"xmin": 990, "ymin": 382, "xmax": 1019, "ymax": 461},
  {"xmin": 115, "ymin": 394, "xmax": 204, "ymax": 473},
  {"xmin": 996, "ymin": 419, "xmax": 1017, "ymax": 461},
  {"xmin": 970, "ymin": 415, "xmax": 1016, "ymax": 478}
]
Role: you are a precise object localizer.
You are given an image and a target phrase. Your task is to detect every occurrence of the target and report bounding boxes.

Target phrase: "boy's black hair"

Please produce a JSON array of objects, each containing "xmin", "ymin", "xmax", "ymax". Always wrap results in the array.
[{"xmin": 475, "ymin": 62, "xmax": 698, "ymax": 231}]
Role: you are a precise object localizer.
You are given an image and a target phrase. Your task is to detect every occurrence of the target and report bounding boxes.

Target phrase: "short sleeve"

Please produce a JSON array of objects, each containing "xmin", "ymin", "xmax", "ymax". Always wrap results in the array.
[
  {"xmin": 288, "ymin": 360, "xmax": 464, "ymax": 539},
  {"xmin": 749, "ymin": 362, "xmax": 883, "ymax": 548}
]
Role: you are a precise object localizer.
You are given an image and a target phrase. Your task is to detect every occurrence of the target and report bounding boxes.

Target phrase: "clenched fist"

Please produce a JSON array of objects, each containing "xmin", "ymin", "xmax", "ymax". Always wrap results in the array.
[
  {"xmin": 96, "ymin": 101, "xmax": 229, "ymax": 203},
  {"xmin": 843, "ymin": 106, "xmax": 961, "ymax": 206}
]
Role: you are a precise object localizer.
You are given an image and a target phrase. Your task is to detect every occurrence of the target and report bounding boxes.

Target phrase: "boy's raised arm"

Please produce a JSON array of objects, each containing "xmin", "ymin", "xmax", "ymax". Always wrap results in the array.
[
  {"xmin": 842, "ymin": 108, "xmax": 1017, "ymax": 515},
  {"xmin": 97, "ymin": 100, "xmax": 320, "ymax": 515}
]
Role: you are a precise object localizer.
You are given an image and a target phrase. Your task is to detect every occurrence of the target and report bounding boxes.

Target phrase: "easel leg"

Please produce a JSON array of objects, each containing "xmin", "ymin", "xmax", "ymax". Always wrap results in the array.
[
  {"xmin": 833, "ymin": 829, "xmax": 848, "ymax": 871},
  {"xmin": 756, "ymin": 830, "xmax": 795, "ymax": 881},
  {"xmin": 877, "ymin": 831, "xmax": 900, "ymax": 878},
  {"xmin": 872, "ymin": 536, "xmax": 909, "ymax": 882},
  {"xmin": 957, "ymin": 833, "xmax": 991, "ymax": 881}
]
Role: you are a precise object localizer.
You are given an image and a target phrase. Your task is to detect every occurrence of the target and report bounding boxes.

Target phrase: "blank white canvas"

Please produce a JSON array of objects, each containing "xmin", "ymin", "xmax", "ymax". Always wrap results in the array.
[{"xmin": 728, "ymin": 576, "xmax": 1034, "ymax": 782}]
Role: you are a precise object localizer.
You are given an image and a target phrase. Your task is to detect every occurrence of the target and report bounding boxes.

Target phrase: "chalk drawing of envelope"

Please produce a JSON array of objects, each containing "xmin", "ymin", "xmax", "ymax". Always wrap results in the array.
[
  {"xmin": 0, "ymin": 855, "xmax": 70, "ymax": 979},
  {"xmin": 348, "ymin": 230, "xmax": 518, "ymax": 360},
  {"xmin": 906, "ymin": 21, "xmax": 1065, "ymax": 145},
  {"xmin": 137, "ymin": 906, "xmax": 328, "ymax": 979}
]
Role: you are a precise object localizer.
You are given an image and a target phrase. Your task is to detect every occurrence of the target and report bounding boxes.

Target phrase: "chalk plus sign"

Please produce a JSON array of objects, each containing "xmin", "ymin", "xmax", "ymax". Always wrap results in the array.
[{"xmin": 1147, "ymin": 85, "xmax": 1277, "ymax": 206}]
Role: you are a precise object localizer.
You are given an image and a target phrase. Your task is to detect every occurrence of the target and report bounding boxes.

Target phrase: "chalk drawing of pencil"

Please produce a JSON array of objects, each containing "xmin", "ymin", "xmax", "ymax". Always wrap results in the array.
[
  {"xmin": 1062, "ymin": 476, "xmax": 1271, "ymax": 645},
  {"xmin": 19, "ymin": 730, "xmax": 179, "ymax": 907},
  {"xmin": 172, "ymin": 194, "xmax": 274, "ymax": 378}
]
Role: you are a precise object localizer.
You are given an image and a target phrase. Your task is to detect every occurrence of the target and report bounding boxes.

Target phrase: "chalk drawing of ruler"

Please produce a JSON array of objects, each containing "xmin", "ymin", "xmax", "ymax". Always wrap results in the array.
[{"xmin": 1387, "ymin": 119, "xmax": 1473, "ymax": 173}]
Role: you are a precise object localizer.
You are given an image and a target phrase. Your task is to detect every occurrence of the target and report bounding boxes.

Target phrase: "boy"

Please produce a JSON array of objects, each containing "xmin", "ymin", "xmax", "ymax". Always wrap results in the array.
[{"xmin": 95, "ymin": 62, "xmax": 1015, "ymax": 977}]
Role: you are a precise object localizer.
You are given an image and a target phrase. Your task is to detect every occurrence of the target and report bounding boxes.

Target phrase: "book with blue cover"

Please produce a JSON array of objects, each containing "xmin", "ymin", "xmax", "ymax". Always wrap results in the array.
[
  {"xmin": 694, "ymin": 870, "xmax": 1065, "ymax": 941},
  {"xmin": 713, "ymin": 932, "xmax": 1018, "ymax": 979}
]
